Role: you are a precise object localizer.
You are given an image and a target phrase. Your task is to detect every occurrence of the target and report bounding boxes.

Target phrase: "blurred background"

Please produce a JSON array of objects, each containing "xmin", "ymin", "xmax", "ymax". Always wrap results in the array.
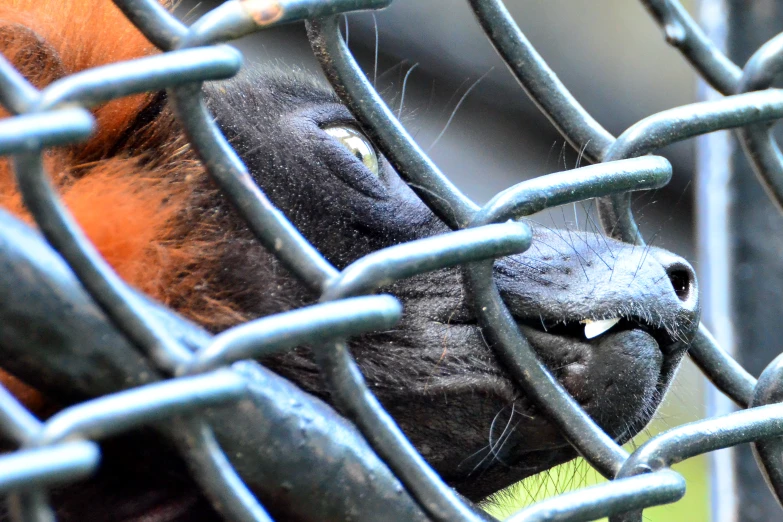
[{"xmin": 181, "ymin": 0, "xmax": 710, "ymax": 520}]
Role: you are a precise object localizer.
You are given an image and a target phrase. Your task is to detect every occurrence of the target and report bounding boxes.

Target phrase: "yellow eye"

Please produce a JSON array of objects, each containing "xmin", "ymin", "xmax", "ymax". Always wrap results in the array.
[{"xmin": 324, "ymin": 126, "xmax": 380, "ymax": 176}]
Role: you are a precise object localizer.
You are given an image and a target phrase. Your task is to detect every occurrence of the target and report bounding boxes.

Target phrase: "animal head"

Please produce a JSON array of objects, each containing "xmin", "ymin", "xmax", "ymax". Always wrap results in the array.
[
  {"xmin": 204, "ymin": 70, "xmax": 700, "ymax": 499},
  {"xmin": 0, "ymin": 0, "xmax": 700, "ymax": 517}
]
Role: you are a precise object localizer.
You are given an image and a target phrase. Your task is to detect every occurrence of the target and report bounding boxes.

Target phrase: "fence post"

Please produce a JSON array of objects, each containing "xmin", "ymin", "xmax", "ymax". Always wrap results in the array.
[{"xmin": 697, "ymin": 1, "xmax": 783, "ymax": 521}]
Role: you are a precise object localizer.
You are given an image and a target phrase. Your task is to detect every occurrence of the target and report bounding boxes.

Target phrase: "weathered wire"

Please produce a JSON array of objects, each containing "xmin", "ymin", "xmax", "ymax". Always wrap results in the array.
[
  {"xmin": 736, "ymin": 33, "xmax": 783, "ymax": 216},
  {"xmin": 0, "ymin": 443, "xmax": 99, "ymax": 491},
  {"xmin": 601, "ymin": 89, "xmax": 783, "ymax": 244},
  {"xmin": 465, "ymin": 157, "xmax": 672, "ymax": 479},
  {"xmin": 307, "ymin": 15, "xmax": 479, "ymax": 229},
  {"xmin": 506, "ymin": 470, "xmax": 685, "ymax": 522},
  {"xmin": 317, "ymin": 224, "xmax": 532, "ymax": 522},
  {"xmin": 306, "ymin": 10, "xmax": 672, "ymax": 503},
  {"xmin": 185, "ymin": 296, "xmax": 402, "ymax": 374},
  {"xmin": 0, "ymin": 0, "xmax": 779, "ymax": 521},
  {"xmin": 467, "ymin": 0, "xmax": 614, "ymax": 164},
  {"xmin": 751, "ymin": 353, "xmax": 783, "ymax": 512},
  {"xmin": 611, "ymin": 403, "xmax": 783, "ymax": 522},
  {"xmin": 689, "ymin": 323, "xmax": 755, "ymax": 408},
  {"xmin": 639, "ymin": 0, "xmax": 741, "ymax": 94}
]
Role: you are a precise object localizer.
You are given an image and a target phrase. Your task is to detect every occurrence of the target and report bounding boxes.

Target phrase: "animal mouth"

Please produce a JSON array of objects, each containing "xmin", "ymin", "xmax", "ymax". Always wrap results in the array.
[
  {"xmin": 434, "ymin": 309, "xmax": 681, "ymax": 415},
  {"xmin": 417, "ymin": 311, "xmax": 677, "ymax": 498},
  {"xmin": 506, "ymin": 311, "xmax": 687, "ymax": 446},
  {"xmin": 515, "ymin": 314, "xmax": 681, "ymax": 350}
]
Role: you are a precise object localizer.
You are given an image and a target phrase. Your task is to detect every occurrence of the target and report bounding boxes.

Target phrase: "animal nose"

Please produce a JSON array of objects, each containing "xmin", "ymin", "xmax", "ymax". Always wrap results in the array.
[{"xmin": 649, "ymin": 249, "xmax": 698, "ymax": 308}]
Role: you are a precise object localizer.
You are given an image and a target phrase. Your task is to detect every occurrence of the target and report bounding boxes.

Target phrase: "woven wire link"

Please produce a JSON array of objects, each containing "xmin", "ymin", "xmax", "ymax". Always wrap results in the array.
[{"xmin": 0, "ymin": 0, "xmax": 778, "ymax": 521}]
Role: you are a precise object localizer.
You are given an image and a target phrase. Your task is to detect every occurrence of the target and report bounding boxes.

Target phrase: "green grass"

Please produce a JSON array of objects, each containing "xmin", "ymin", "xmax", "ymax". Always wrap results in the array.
[{"xmin": 482, "ymin": 453, "xmax": 708, "ymax": 522}]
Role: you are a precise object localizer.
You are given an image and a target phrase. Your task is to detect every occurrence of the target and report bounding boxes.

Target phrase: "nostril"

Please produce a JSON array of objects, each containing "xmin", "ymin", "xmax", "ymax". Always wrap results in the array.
[
  {"xmin": 667, "ymin": 267, "xmax": 692, "ymax": 302},
  {"xmin": 649, "ymin": 250, "xmax": 698, "ymax": 306}
]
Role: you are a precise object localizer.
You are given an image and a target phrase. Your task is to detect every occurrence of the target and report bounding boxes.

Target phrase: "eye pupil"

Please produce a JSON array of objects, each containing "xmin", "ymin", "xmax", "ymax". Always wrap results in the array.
[{"xmin": 324, "ymin": 125, "xmax": 380, "ymax": 176}]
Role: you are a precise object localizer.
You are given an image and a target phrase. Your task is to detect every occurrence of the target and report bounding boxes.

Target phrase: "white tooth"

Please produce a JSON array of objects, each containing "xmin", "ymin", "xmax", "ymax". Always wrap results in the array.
[{"xmin": 582, "ymin": 317, "xmax": 621, "ymax": 339}]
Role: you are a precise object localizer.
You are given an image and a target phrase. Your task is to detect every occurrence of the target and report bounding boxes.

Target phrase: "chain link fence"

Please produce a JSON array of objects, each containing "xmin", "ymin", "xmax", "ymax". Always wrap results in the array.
[{"xmin": 0, "ymin": 0, "xmax": 780, "ymax": 520}]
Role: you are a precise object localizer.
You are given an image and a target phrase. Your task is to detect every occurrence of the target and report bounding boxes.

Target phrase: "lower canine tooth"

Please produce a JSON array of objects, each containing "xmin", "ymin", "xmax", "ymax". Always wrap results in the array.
[{"xmin": 582, "ymin": 317, "xmax": 621, "ymax": 339}]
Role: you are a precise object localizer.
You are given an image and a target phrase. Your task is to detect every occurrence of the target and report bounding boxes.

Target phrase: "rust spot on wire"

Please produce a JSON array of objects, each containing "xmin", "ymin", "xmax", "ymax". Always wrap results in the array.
[{"xmin": 240, "ymin": 0, "xmax": 285, "ymax": 26}]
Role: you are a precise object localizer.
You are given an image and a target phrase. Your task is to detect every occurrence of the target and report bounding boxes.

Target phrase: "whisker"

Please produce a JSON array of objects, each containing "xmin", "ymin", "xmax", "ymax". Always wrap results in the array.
[
  {"xmin": 372, "ymin": 12, "xmax": 379, "ymax": 86},
  {"xmin": 397, "ymin": 62, "xmax": 419, "ymax": 119},
  {"xmin": 470, "ymin": 405, "xmax": 509, "ymax": 474},
  {"xmin": 489, "ymin": 420, "xmax": 522, "ymax": 469},
  {"xmin": 573, "ymin": 202, "xmax": 579, "ymax": 232},
  {"xmin": 459, "ymin": 443, "xmax": 492, "ymax": 471},
  {"xmin": 506, "ymin": 255, "xmax": 562, "ymax": 275},
  {"xmin": 630, "ymin": 232, "xmax": 658, "ymax": 284},
  {"xmin": 488, "ymin": 403, "xmax": 515, "ymax": 461},
  {"xmin": 545, "ymin": 140, "xmax": 559, "ymax": 169},
  {"xmin": 377, "ymin": 59, "xmax": 409, "ymax": 84},
  {"xmin": 504, "ymin": 259, "xmax": 568, "ymax": 289},
  {"xmin": 534, "ymin": 222, "xmax": 590, "ymax": 281},
  {"xmin": 581, "ymin": 200, "xmax": 616, "ymax": 260},
  {"xmin": 575, "ymin": 139, "xmax": 591, "ymax": 170},
  {"xmin": 568, "ymin": 220, "xmax": 612, "ymax": 271},
  {"xmin": 428, "ymin": 67, "xmax": 494, "ymax": 151}
]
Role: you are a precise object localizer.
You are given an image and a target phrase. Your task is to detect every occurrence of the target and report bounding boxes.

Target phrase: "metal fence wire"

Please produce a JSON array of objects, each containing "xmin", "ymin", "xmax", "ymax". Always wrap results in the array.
[{"xmin": 0, "ymin": 0, "xmax": 781, "ymax": 521}]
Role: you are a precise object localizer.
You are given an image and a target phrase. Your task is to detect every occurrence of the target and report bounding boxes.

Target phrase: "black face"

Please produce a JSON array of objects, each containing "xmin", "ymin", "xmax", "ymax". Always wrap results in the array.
[{"xmin": 204, "ymin": 68, "xmax": 700, "ymax": 500}]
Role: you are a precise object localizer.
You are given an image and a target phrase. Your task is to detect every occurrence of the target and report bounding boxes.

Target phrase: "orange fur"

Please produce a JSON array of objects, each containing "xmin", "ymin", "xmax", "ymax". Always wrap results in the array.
[
  {"xmin": 0, "ymin": 0, "xmax": 243, "ymax": 408},
  {"xmin": 0, "ymin": 0, "xmax": 159, "ymax": 155},
  {"xmin": 62, "ymin": 162, "xmax": 187, "ymax": 296},
  {"xmin": 0, "ymin": 0, "xmax": 184, "ymax": 297},
  {"xmin": 0, "ymin": 0, "xmax": 250, "ymax": 324}
]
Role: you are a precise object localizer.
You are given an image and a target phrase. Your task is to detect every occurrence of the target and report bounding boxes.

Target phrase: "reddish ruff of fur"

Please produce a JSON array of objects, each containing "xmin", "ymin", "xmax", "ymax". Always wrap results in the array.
[{"xmin": 0, "ymin": 0, "xmax": 246, "ymax": 408}]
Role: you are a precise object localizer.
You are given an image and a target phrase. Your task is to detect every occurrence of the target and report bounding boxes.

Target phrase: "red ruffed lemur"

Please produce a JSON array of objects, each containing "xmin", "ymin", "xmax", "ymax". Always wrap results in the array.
[{"xmin": 0, "ymin": 1, "xmax": 699, "ymax": 520}]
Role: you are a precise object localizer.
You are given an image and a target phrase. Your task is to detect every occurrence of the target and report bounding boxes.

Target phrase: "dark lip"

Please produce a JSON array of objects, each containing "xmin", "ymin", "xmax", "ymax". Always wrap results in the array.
[
  {"xmin": 444, "ymin": 313, "xmax": 679, "ymax": 352},
  {"xmin": 512, "ymin": 320, "xmax": 671, "ymax": 447},
  {"xmin": 515, "ymin": 316, "xmax": 677, "ymax": 351},
  {"xmin": 434, "ymin": 313, "xmax": 674, "ymax": 449}
]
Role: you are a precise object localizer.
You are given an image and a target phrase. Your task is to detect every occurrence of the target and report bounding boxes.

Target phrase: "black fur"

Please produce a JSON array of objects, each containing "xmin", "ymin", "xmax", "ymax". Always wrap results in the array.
[
  {"xmin": 0, "ymin": 66, "xmax": 699, "ymax": 521},
  {"xmin": 200, "ymin": 68, "xmax": 700, "ymax": 500}
]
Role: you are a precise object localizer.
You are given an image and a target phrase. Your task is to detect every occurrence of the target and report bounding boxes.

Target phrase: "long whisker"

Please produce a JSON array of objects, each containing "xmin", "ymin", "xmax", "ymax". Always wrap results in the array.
[
  {"xmin": 412, "ymin": 79, "xmax": 438, "ymax": 141},
  {"xmin": 459, "ymin": 443, "xmax": 491, "ymax": 471},
  {"xmin": 631, "ymin": 232, "xmax": 659, "ymax": 284},
  {"xmin": 581, "ymin": 199, "xmax": 616, "ymax": 260},
  {"xmin": 489, "ymin": 420, "xmax": 521, "ymax": 469},
  {"xmin": 487, "ymin": 405, "xmax": 515, "ymax": 463},
  {"xmin": 377, "ymin": 59, "xmax": 409, "ymax": 84},
  {"xmin": 372, "ymin": 12, "xmax": 379, "ymax": 86},
  {"xmin": 398, "ymin": 63, "xmax": 419, "ymax": 119},
  {"xmin": 468, "ymin": 406, "xmax": 508, "ymax": 475},
  {"xmin": 574, "ymin": 227, "xmax": 612, "ymax": 270},
  {"xmin": 575, "ymin": 139, "xmax": 590, "ymax": 170},
  {"xmin": 428, "ymin": 67, "xmax": 494, "ymax": 151}
]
